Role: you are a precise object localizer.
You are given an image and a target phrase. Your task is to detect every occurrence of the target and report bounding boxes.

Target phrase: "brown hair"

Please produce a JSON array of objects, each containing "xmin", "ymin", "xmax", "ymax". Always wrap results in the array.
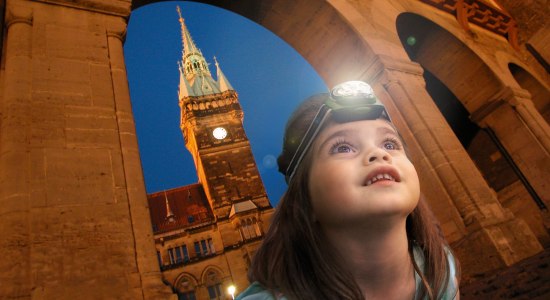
[{"xmin": 248, "ymin": 94, "xmax": 459, "ymax": 299}]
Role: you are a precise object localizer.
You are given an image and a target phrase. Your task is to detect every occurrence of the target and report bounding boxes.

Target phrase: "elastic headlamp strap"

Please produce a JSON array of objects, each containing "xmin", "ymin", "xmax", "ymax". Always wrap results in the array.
[{"xmin": 285, "ymin": 104, "xmax": 332, "ymax": 183}]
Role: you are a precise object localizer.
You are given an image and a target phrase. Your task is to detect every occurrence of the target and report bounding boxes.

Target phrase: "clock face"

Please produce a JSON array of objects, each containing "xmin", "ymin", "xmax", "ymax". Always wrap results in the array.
[{"xmin": 212, "ymin": 127, "xmax": 228, "ymax": 140}]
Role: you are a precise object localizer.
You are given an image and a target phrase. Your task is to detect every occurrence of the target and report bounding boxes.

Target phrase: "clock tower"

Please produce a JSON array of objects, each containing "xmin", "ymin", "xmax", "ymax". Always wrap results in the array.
[{"xmin": 176, "ymin": 7, "xmax": 271, "ymax": 219}]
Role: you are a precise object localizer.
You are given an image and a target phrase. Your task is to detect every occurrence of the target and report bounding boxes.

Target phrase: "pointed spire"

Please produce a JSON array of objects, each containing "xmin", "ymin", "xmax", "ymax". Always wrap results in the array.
[
  {"xmin": 214, "ymin": 57, "xmax": 234, "ymax": 92},
  {"xmin": 177, "ymin": 5, "xmax": 200, "ymax": 57},
  {"xmin": 164, "ymin": 191, "xmax": 175, "ymax": 222},
  {"xmin": 176, "ymin": 5, "xmax": 227, "ymax": 97}
]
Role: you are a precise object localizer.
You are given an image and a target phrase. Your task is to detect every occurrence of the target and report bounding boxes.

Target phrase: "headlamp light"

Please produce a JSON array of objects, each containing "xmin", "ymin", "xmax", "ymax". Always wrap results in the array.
[{"xmin": 284, "ymin": 81, "xmax": 391, "ymax": 183}]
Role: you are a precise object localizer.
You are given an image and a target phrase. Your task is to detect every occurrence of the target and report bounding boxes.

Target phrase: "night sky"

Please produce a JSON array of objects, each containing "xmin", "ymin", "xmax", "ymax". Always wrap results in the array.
[{"xmin": 124, "ymin": 1, "xmax": 327, "ymax": 206}]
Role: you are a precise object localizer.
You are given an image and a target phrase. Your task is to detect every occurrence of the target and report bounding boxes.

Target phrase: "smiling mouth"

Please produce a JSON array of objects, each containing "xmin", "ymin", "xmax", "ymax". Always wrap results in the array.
[{"xmin": 365, "ymin": 173, "xmax": 397, "ymax": 186}]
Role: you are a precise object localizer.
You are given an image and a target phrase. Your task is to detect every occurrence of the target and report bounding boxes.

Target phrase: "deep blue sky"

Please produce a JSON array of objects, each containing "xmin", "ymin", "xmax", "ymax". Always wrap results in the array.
[{"xmin": 124, "ymin": 1, "xmax": 327, "ymax": 206}]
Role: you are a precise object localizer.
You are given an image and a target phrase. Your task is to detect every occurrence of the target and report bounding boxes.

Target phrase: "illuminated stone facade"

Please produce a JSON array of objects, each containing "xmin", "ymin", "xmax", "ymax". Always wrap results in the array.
[{"xmin": 0, "ymin": 0, "xmax": 548, "ymax": 298}]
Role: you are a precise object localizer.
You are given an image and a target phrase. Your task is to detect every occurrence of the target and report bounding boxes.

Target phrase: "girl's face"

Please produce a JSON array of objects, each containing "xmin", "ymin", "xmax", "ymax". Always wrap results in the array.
[{"xmin": 308, "ymin": 119, "xmax": 420, "ymax": 228}]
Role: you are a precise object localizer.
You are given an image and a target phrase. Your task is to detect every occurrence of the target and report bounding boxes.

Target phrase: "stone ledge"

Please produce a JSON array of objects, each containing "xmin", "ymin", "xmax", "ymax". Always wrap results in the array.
[{"xmin": 35, "ymin": 0, "xmax": 131, "ymax": 17}]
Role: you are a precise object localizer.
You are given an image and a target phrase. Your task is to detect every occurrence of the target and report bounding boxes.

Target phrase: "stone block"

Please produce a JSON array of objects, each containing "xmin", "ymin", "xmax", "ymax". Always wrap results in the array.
[
  {"xmin": 33, "ymin": 58, "xmax": 92, "ymax": 97},
  {"xmin": 32, "ymin": 90, "xmax": 91, "ymax": 107},
  {"xmin": 65, "ymin": 110, "xmax": 117, "ymax": 131},
  {"xmin": 45, "ymin": 24, "xmax": 109, "ymax": 63},
  {"xmin": 65, "ymin": 128, "xmax": 119, "ymax": 149},
  {"xmin": 90, "ymin": 63, "xmax": 115, "ymax": 107},
  {"xmin": 44, "ymin": 148, "xmax": 115, "ymax": 206}
]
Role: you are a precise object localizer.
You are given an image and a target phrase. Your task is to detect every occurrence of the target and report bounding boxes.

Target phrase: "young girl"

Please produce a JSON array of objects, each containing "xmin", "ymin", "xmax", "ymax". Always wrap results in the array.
[{"xmin": 237, "ymin": 81, "xmax": 459, "ymax": 300}]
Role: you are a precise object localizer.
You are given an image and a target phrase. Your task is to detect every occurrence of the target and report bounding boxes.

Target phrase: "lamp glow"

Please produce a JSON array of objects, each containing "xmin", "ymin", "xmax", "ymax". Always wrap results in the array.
[{"xmin": 227, "ymin": 285, "xmax": 236, "ymax": 299}]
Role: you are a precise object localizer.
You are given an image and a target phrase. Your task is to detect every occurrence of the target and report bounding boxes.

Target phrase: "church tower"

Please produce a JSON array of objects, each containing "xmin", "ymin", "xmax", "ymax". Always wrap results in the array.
[
  {"xmin": 176, "ymin": 7, "xmax": 271, "ymax": 219},
  {"xmin": 144, "ymin": 8, "xmax": 274, "ymax": 298}
]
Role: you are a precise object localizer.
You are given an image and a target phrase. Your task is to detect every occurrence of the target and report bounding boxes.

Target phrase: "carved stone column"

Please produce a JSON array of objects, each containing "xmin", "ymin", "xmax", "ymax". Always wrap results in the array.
[
  {"xmin": 472, "ymin": 86, "xmax": 550, "ymax": 217},
  {"xmin": 106, "ymin": 19, "xmax": 175, "ymax": 299},
  {"xmin": 0, "ymin": 3, "xmax": 33, "ymax": 298},
  {"xmin": 364, "ymin": 55, "xmax": 542, "ymax": 276}
]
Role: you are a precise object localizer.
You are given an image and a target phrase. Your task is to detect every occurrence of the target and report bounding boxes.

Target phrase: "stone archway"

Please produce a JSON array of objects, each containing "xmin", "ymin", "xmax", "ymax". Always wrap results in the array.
[{"xmin": 396, "ymin": 12, "xmax": 550, "ymax": 247}]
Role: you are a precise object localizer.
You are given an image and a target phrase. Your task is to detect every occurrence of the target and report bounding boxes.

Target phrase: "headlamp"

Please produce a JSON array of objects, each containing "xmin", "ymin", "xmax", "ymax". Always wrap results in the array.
[{"xmin": 285, "ymin": 81, "xmax": 391, "ymax": 183}]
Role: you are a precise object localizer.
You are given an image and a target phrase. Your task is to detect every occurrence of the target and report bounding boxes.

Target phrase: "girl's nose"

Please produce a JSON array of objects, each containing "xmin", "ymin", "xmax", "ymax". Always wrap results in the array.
[{"xmin": 365, "ymin": 148, "xmax": 392, "ymax": 164}]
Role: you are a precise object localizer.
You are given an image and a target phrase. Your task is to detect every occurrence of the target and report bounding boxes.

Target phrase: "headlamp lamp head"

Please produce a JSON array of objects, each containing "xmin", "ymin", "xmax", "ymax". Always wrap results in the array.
[{"xmin": 327, "ymin": 81, "xmax": 389, "ymax": 123}]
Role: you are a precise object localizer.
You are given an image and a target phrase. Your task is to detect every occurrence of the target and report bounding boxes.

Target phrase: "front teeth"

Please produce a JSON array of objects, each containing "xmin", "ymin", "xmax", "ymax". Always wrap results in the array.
[{"xmin": 366, "ymin": 173, "xmax": 395, "ymax": 186}]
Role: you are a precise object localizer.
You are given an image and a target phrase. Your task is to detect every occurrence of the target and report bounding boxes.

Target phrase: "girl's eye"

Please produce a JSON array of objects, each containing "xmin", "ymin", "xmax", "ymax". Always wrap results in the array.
[
  {"xmin": 382, "ymin": 138, "xmax": 402, "ymax": 151},
  {"xmin": 335, "ymin": 145, "xmax": 352, "ymax": 153},
  {"xmin": 329, "ymin": 140, "xmax": 354, "ymax": 154}
]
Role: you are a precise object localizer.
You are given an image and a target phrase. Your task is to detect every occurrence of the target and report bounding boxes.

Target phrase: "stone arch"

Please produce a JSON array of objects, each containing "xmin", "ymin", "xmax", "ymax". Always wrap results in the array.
[
  {"xmin": 200, "ymin": 265, "xmax": 226, "ymax": 284},
  {"xmin": 396, "ymin": 12, "xmax": 550, "ymax": 247},
  {"xmin": 508, "ymin": 63, "xmax": 550, "ymax": 122},
  {"xmin": 133, "ymin": 0, "xmax": 377, "ymax": 87},
  {"xmin": 201, "ymin": 266, "xmax": 227, "ymax": 299},
  {"xmin": 397, "ymin": 12, "xmax": 503, "ymax": 114},
  {"xmin": 173, "ymin": 272, "xmax": 199, "ymax": 297}
]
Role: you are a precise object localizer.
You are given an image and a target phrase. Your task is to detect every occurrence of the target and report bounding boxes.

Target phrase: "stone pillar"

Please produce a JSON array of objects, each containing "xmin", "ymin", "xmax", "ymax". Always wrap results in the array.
[
  {"xmin": 0, "ymin": 3, "xmax": 33, "ymax": 298},
  {"xmin": 0, "ymin": 0, "xmax": 175, "ymax": 298},
  {"xmin": 365, "ymin": 55, "xmax": 542, "ymax": 276},
  {"xmin": 106, "ymin": 19, "xmax": 175, "ymax": 299},
  {"xmin": 472, "ymin": 86, "xmax": 550, "ymax": 213}
]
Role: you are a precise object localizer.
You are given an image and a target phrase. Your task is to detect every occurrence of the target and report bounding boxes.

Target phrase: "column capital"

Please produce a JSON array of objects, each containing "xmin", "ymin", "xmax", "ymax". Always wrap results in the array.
[
  {"xmin": 471, "ymin": 86, "xmax": 534, "ymax": 125},
  {"xmin": 361, "ymin": 54, "xmax": 424, "ymax": 85},
  {"xmin": 106, "ymin": 18, "xmax": 128, "ymax": 42},
  {"xmin": 5, "ymin": 3, "xmax": 33, "ymax": 28},
  {"xmin": 494, "ymin": 85, "xmax": 533, "ymax": 107}
]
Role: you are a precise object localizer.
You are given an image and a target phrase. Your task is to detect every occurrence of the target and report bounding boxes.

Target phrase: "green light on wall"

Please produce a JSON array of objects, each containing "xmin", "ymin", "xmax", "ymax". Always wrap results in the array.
[{"xmin": 406, "ymin": 36, "xmax": 417, "ymax": 46}]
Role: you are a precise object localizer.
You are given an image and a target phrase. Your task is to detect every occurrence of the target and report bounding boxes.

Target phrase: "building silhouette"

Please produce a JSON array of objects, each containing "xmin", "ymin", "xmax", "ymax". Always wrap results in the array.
[
  {"xmin": 0, "ymin": 0, "xmax": 548, "ymax": 299},
  {"xmin": 146, "ymin": 7, "xmax": 273, "ymax": 299}
]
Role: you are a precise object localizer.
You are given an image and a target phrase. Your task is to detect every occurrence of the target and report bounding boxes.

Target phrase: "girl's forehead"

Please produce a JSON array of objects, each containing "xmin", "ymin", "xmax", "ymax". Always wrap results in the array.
[{"xmin": 320, "ymin": 118, "xmax": 398, "ymax": 137}]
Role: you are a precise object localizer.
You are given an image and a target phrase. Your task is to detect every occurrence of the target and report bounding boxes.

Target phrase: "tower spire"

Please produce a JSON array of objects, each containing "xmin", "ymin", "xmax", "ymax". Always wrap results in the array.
[
  {"xmin": 164, "ymin": 191, "xmax": 175, "ymax": 222},
  {"xmin": 176, "ymin": 5, "xmax": 201, "ymax": 60},
  {"xmin": 176, "ymin": 5, "xmax": 222, "ymax": 97},
  {"xmin": 214, "ymin": 57, "xmax": 234, "ymax": 92}
]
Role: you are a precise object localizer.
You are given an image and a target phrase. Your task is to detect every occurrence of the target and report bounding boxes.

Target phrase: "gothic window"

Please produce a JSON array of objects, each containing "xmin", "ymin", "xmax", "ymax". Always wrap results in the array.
[
  {"xmin": 194, "ymin": 241, "xmax": 201, "ymax": 257},
  {"xmin": 177, "ymin": 276, "xmax": 197, "ymax": 300},
  {"xmin": 201, "ymin": 240, "xmax": 209, "ymax": 255},
  {"xmin": 205, "ymin": 270, "xmax": 224, "ymax": 300},
  {"xmin": 253, "ymin": 217, "xmax": 262, "ymax": 237},
  {"xmin": 240, "ymin": 218, "xmax": 262, "ymax": 241},
  {"xmin": 194, "ymin": 238, "xmax": 215, "ymax": 258},
  {"xmin": 168, "ymin": 245, "xmax": 190, "ymax": 265},
  {"xmin": 240, "ymin": 220, "xmax": 250, "ymax": 240}
]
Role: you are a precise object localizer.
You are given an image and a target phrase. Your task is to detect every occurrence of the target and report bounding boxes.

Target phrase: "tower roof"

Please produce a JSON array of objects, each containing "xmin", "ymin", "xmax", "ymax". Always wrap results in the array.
[{"xmin": 176, "ymin": 5, "xmax": 235, "ymax": 98}]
